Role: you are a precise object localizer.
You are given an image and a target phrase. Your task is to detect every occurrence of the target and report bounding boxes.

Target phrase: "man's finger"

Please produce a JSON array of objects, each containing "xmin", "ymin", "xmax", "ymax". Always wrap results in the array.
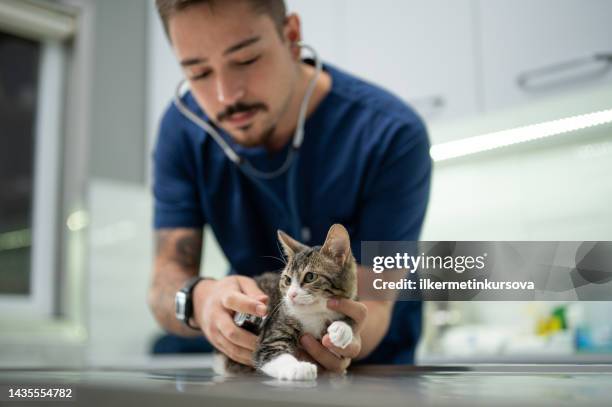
[
  {"xmin": 217, "ymin": 313, "xmax": 259, "ymax": 351},
  {"xmin": 300, "ymin": 334, "xmax": 350, "ymax": 373},
  {"xmin": 327, "ymin": 299, "xmax": 368, "ymax": 330},
  {"xmin": 295, "ymin": 348, "xmax": 317, "ymax": 364},
  {"xmin": 213, "ymin": 326, "xmax": 254, "ymax": 366},
  {"xmin": 322, "ymin": 334, "xmax": 360, "ymax": 359},
  {"xmin": 222, "ymin": 291, "xmax": 267, "ymax": 317},
  {"xmin": 237, "ymin": 276, "xmax": 269, "ymax": 303}
]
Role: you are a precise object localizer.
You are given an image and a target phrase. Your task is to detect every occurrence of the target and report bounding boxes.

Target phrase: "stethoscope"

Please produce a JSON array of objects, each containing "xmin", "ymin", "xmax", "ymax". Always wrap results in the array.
[{"xmin": 173, "ymin": 43, "xmax": 322, "ymax": 241}]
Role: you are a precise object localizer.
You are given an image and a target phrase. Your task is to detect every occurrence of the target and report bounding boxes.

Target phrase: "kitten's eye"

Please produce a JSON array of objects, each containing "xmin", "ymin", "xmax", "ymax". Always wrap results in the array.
[
  {"xmin": 284, "ymin": 275, "xmax": 292, "ymax": 285},
  {"xmin": 303, "ymin": 271, "xmax": 317, "ymax": 283}
]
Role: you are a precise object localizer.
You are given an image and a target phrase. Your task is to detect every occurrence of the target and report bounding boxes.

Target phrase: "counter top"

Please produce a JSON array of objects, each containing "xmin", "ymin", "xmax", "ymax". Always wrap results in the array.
[{"xmin": 1, "ymin": 363, "xmax": 611, "ymax": 406}]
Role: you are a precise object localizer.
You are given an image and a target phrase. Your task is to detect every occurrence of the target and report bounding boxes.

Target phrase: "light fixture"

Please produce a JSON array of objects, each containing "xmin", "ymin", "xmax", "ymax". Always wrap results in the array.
[{"xmin": 430, "ymin": 108, "xmax": 612, "ymax": 162}]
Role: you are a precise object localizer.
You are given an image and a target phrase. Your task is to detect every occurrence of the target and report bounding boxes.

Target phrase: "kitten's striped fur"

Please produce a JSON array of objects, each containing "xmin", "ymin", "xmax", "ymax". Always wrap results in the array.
[{"xmin": 222, "ymin": 224, "xmax": 358, "ymax": 380}]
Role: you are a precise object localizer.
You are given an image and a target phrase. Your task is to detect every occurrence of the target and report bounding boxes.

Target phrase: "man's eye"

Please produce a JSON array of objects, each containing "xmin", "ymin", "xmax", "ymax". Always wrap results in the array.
[
  {"xmin": 191, "ymin": 71, "xmax": 211, "ymax": 81},
  {"xmin": 303, "ymin": 272, "xmax": 317, "ymax": 283},
  {"xmin": 236, "ymin": 55, "xmax": 260, "ymax": 66},
  {"xmin": 284, "ymin": 275, "xmax": 292, "ymax": 285}
]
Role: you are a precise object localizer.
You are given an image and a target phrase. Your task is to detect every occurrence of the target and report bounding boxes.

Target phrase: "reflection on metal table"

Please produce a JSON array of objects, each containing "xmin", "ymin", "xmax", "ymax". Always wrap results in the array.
[{"xmin": 1, "ymin": 363, "xmax": 611, "ymax": 406}]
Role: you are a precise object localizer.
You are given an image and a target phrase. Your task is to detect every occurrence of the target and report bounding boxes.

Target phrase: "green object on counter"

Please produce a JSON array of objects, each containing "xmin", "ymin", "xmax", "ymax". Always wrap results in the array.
[{"xmin": 552, "ymin": 306, "xmax": 567, "ymax": 330}]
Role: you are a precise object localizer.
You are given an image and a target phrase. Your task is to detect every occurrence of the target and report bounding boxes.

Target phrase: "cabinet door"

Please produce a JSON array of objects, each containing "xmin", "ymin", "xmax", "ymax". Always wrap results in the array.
[
  {"xmin": 342, "ymin": 0, "xmax": 479, "ymax": 132},
  {"xmin": 288, "ymin": 0, "xmax": 479, "ymax": 139},
  {"xmin": 479, "ymin": 0, "xmax": 612, "ymax": 112}
]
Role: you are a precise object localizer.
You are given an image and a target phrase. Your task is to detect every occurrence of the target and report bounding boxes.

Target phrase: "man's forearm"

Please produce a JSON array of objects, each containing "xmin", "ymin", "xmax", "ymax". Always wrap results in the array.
[
  {"xmin": 355, "ymin": 264, "xmax": 395, "ymax": 359},
  {"xmin": 148, "ymin": 262, "xmax": 203, "ymax": 337},
  {"xmin": 356, "ymin": 300, "xmax": 393, "ymax": 359},
  {"xmin": 149, "ymin": 228, "xmax": 205, "ymax": 337}
]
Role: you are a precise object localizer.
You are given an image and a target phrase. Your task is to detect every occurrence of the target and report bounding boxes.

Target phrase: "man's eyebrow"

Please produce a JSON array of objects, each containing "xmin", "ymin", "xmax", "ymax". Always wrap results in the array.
[
  {"xmin": 223, "ymin": 36, "xmax": 261, "ymax": 55},
  {"xmin": 179, "ymin": 36, "xmax": 261, "ymax": 67},
  {"xmin": 180, "ymin": 57, "xmax": 207, "ymax": 67}
]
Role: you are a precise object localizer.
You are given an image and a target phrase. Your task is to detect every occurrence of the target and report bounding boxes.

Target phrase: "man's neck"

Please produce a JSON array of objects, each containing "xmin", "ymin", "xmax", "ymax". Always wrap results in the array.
[{"xmin": 265, "ymin": 62, "xmax": 332, "ymax": 151}]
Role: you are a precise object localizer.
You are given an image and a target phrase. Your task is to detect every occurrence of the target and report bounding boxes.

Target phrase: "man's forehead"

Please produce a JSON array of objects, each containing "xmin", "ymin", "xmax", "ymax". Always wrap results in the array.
[{"xmin": 169, "ymin": 2, "xmax": 274, "ymax": 59}]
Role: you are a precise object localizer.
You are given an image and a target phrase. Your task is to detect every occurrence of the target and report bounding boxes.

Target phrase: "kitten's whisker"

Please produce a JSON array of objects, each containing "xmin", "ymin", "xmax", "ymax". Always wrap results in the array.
[
  {"xmin": 260, "ymin": 255, "xmax": 287, "ymax": 266},
  {"xmin": 266, "ymin": 298, "xmax": 285, "ymax": 320}
]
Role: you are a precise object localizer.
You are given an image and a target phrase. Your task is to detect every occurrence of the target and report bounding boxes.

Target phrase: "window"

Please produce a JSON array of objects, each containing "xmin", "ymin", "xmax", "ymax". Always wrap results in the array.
[
  {"xmin": 0, "ymin": 0, "xmax": 75, "ymax": 318},
  {"xmin": 0, "ymin": 32, "xmax": 39, "ymax": 296}
]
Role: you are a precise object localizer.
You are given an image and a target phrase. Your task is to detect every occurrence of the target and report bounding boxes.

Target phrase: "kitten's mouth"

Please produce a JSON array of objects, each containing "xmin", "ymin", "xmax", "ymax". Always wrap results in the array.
[{"xmin": 288, "ymin": 297, "xmax": 315, "ymax": 306}]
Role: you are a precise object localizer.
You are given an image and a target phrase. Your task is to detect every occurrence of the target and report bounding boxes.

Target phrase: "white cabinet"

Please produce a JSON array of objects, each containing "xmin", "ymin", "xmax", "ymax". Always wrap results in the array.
[
  {"xmin": 478, "ymin": 0, "xmax": 612, "ymax": 112},
  {"xmin": 287, "ymin": 0, "xmax": 480, "ymax": 137},
  {"xmin": 342, "ymin": 0, "xmax": 479, "ymax": 127}
]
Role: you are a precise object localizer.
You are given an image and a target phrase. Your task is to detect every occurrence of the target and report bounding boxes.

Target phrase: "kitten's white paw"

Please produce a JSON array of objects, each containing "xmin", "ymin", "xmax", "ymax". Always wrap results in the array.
[
  {"xmin": 327, "ymin": 321, "xmax": 353, "ymax": 349},
  {"xmin": 261, "ymin": 354, "xmax": 317, "ymax": 381},
  {"xmin": 285, "ymin": 361, "xmax": 317, "ymax": 381}
]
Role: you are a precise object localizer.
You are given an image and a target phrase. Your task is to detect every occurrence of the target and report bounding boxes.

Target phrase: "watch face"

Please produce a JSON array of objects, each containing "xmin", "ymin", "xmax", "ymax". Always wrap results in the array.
[{"xmin": 175, "ymin": 291, "xmax": 188, "ymax": 321}]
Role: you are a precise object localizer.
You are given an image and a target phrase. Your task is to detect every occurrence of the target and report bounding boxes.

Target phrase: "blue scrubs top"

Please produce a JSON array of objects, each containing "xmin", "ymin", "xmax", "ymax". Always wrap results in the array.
[{"xmin": 153, "ymin": 62, "xmax": 432, "ymax": 364}]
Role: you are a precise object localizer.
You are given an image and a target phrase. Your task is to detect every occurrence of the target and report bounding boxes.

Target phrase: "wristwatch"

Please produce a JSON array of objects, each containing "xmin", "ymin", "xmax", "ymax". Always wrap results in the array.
[{"xmin": 175, "ymin": 276, "xmax": 207, "ymax": 330}]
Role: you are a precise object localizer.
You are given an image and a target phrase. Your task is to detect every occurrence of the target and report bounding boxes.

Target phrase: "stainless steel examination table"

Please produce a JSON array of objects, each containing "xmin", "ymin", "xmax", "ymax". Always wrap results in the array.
[{"xmin": 1, "ymin": 360, "xmax": 611, "ymax": 406}]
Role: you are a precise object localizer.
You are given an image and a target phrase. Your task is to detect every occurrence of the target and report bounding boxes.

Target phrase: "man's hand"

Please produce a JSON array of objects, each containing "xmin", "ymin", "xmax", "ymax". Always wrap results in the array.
[
  {"xmin": 193, "ymin": 276, "xmax": 268, "ymax": 366},
  {"xmin": 299, "ymin": 298, "xmax": 368, "ymax": 373}
]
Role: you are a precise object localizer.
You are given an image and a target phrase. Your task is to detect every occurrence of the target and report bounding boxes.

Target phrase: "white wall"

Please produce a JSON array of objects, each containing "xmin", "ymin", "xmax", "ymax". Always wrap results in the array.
[
  {"xmin": 422, "ymin": 86, "xmax": 612, "ymax": 241},
  {"xmin": 146, "ymin": 0, "xmax": 181, "ymax": 178}
]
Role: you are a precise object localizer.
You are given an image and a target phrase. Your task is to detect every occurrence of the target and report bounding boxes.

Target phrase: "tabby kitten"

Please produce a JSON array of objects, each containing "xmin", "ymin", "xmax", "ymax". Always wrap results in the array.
[{"xmin": 223, "ymin": 223, "xmax": 358, "ymax": 380}]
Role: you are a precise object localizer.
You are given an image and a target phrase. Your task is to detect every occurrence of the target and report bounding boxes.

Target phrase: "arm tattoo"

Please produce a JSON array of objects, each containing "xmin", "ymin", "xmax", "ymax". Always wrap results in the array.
[
  {"xmin": 150, "ymin": 228, "xmax": 203, "ymax": 333},
  {"xmin": 155, "ymin": 228, "xmax": 203, "ymax": 271},
  {"xmin": 176, "ymin": 234, "xmax": 202, "ymax": 269}
]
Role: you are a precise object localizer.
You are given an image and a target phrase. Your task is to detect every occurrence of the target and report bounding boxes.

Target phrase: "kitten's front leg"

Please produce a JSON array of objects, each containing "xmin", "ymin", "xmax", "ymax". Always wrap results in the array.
[
  {"xmin": 327, "ymin": 320, "xmax": 354, "ymax": 349},
  {"xmin": 260, "ymin": 353, "xmax": 317, "ymax": 381},
  {"xmin": 255, "ymin": 325, "xmax": 317, "ymax": 381}
]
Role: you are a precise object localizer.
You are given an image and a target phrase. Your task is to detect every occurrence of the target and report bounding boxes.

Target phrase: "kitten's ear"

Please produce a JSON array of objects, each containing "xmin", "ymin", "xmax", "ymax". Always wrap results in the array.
[
  {"xmin": 321, "ymin": 224, "xmax": 351, "ymax": 266},
  {"xmin": 277, "ymin": 230, "xmax": 308, "ymax": 258}
]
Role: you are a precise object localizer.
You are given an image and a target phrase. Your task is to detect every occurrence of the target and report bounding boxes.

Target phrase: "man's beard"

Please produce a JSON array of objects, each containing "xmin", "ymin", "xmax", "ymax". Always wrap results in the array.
[
  {"xmin": 215, "ymin": 101, "xmax": 278, "ymax": 148},
  {"xmin": 233, "ymin": 122, "xmax": 277, "ymax": 148}
]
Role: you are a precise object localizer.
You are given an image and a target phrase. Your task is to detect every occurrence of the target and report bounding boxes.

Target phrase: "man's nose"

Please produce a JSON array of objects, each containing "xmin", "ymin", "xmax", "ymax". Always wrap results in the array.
[{"xmin": 215, "ymin": 72, "xmax": 245, "ymax": 105}]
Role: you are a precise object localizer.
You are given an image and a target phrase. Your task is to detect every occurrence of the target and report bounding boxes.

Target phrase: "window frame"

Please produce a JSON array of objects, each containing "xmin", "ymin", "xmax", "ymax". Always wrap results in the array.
[{"xmin": 0, "ymin": 0, "xmax": 89, "ymax": 368}]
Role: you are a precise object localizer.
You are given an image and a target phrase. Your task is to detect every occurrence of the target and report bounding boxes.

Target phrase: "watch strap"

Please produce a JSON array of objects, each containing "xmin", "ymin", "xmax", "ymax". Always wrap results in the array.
[{"xmin": 177, "ymin": 276, "xmax": 207, "ymax": 330}]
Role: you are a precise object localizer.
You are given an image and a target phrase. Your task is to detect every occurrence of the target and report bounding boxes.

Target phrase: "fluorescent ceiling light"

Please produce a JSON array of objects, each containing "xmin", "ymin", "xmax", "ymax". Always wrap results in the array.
[{"xmin": 430, "ymin": 108, "xmax": 612, "ymax": 162}]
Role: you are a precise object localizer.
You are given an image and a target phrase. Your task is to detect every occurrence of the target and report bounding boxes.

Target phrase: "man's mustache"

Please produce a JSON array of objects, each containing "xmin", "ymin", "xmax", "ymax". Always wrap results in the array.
[{"xmin": 217, "ymin": 102, "xmax": 267, "ymax": 122}]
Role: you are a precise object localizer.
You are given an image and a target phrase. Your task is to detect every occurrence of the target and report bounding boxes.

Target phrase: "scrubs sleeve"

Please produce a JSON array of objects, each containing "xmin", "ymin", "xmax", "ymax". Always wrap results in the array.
[
  {"xmin": 352, "ymin": 120, "xmax": 432, "ymax": 259},
  {"xmin": 152, "ymin": 106, "xmax": 205, "ymax": 229}
]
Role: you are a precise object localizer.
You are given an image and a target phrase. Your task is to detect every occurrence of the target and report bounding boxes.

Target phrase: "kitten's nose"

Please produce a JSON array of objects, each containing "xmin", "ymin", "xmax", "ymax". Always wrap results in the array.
[{"xmin": 289, "ymin": 290, "xmax": 298, "ymax": 300}]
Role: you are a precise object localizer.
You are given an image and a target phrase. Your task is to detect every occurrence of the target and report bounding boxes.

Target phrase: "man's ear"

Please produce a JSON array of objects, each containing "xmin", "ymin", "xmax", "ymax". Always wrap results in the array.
[
  {"xmin": 321, "ymin": 224, "xmax": 351, "ymax": 266},
  {"xmin": 278, "ymin": 229, "xmax": 308, "ymax": 258},
  {"xmin": 283, "ymin": 13, "xmax": 302, "ymax": 59}
]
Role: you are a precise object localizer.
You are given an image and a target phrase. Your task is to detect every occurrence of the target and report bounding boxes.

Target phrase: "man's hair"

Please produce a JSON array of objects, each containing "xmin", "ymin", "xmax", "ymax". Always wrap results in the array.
[{"xmin": 155, "ymin": 0, "xmax": 287, "ymax": 38}]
